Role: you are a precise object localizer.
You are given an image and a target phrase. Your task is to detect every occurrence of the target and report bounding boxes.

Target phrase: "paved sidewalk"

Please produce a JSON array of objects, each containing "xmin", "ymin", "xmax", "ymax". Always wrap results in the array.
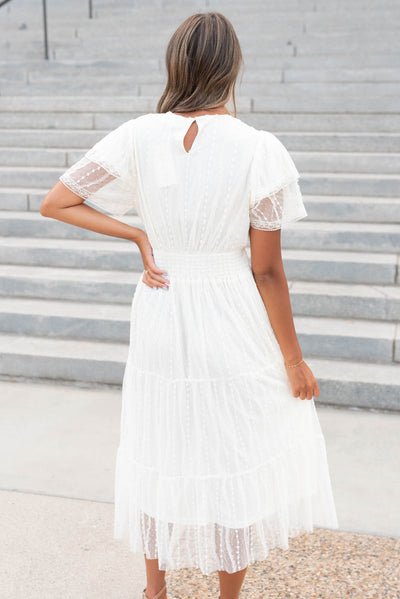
[{"xmin": 0, "ymin": 380, "xmax": 399, "ymax": 598}]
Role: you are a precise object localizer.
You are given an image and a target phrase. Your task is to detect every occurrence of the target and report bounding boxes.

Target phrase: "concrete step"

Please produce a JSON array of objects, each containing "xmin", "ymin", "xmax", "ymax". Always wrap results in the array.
[
  {"xmin": 4, "ymin": 26, "xmax": 400, "ymax": 48},
  {"xmin": 0, "ymin": 188, "xmax": 57, "ymax": 212},
  {"xmin": 0, "ymin": 236, "xmax": 144, "ymax": 271},
  {"xmin": 2, "ymin": 209, "xmax": 400, "ymax": 247},
  {"xmin": 2, "ymin": 187, "xmax": 400, "ymax": 225},
  {"xmin": 4, "ymin": 80, "xmax": 400, "ymax": 98},
  {"xmin": 1, "ymin": 264, "xmax": 399, "ymax": 320},
  {"xmin": 0, "ymin": 129, "xmax": 103, "ymax": 149},
  {"xmin": 0, "ymin": 94, "xmax": 393, "ymax": 115},
  {"xmin": 0, "ymin": 237, "xmax": 398, "ymax": 285},
  {"xmin": 252, "ymin": 95, "xmax": 400, "ymax": 114},
  {"xmin": 0, "ymin": 264, "xmax": 140, "ymax": 304},
  {"xmin": 3, "ymin": 129, "xmax": 400, "ymax": 153},
  {"xmin": 3, "ymin": 0, "xmax": 399, "ymax": 13},
  {"xmin": 279, "ymin": 133, "xmax": 400, "ymax": 153},
  {"xmin": 97, "ymin": 112, "xmax": 400, "ymax": 133},
  {"xmin": 4, "ymin": 24, "xmax": 400, "ymax": 43},
  {"xmin": 0, "ymin": 297, "xmax": 130, "ymax": 342},
  {"xmin": 0, "ymin": 331, "xmax": 398, "ymax": 410},
  {"xmin": 295, "ymin": 316, "xmax": 398, "ymax": 363},
  {"xmin": 283, "ymin": 67, "xmax": 400, "ymax": 83},
  {"xmin": 305, "ymin": 357, "xmax": 400, "ymax": 411},
  {"xmin": 3, "ymin": 212, "xmax": 400, "ymax": 253},
  {"xmin": 290, "ymin": 281, "xmax": 400, "ymax": 321},
  {"xmin": 2, "ymin": 52, "xmax": 400, "ymax": 69},
  {"xmin": 5, "ymin": 51, "xmax": 400, "ymax": 68},
  {"xmin": 0, "ymin": 148, "xmax": 68, "ymax": 168},
  {"xmin": 2, "ymin": 163, "xmax": 400, "ymax": 196},
  {"xmin": 293, "ymin": 152, "xmax": 400, "ymax": 175},
  {"xmin": 283, "ymin": 248, "xmax": 398, "ymax": 285},
  {"xmin": 116, "ymin": 111, "xmax": 400, "ymax": 134},
  {"xmin": 301, "ymin": 173, "xmax": 400, "ymax": 198},
  {"xmin": 0, "ymin": 211, "xmax": 144, "ymax": 239},
  {"xmin": 22, "ymin": 189, "xmax": 400, "ymax": 225},
  {"xmin": 171, "ymin": 111, "xmax": 400, "ymax": 134},
  {"xmin": 303, "ymin": 196, "xmax": 400, "ymax": 224},
  {"xmin": 16, "ymin": 40, "xmax": 400, "ymax": 61},
  {"xmin": 0, "ymin": 332, "xmax": 128, "ymax": 386},
  {"xmin": 0, "ymin": 297, "xmax": 397, "ymax": 363},
  {"xmin": 3, "ymin": 110, "xmax": 400, "ymax": 134},
  {"xmin": 0, "ymin": 65, "xmax": 395, "ymax": 85},
  {"xmin": 3, "ymin": 147, "xmax": 400, "ymax": 175}
]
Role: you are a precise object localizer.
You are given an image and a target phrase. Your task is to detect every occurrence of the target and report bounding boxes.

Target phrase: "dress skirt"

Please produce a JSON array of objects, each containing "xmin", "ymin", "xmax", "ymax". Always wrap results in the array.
[{"xmin": 113, "ymin": 247, "xmax": 339, "ymax": 576}]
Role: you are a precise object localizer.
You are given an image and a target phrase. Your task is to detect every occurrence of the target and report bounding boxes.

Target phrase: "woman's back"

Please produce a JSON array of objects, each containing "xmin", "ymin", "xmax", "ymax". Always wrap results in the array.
[
  {"xmin": 61, "ymin": 111, "xmax": 307, "ymax": 252},
  {"xmin": 134, "ymin": 112, "xmax": 254, "ymax": 253}
]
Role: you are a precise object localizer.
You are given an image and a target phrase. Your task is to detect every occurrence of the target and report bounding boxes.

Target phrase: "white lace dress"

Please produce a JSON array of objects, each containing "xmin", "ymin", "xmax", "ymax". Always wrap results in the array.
[{"xmin": 59, "ymin": 111, "xmax": 339, "ymax": 576}]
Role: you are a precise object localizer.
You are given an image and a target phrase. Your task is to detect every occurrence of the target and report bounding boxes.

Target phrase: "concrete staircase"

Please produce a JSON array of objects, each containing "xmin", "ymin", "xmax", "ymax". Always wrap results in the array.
[{"xmin": 0, "ymin": 0, "xmax": 399, "ymax": 409}]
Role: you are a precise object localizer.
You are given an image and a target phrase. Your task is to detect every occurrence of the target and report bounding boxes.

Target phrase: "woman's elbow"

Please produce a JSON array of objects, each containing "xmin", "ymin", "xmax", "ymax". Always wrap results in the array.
[
  {"xmin": 40, "ymin": 188, "xmax": 58, "ymax": 217},
  {"xmin": 40, "ymin": 196, "xmax": 52, "ymax": 217},
  {"xmin": 251, "ymin": 264, "xmax": 286, "ymax": 284}
]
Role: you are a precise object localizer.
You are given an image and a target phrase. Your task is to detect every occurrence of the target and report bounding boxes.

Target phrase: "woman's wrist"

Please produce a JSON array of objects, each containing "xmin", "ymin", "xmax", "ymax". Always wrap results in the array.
[
  {"xmin": 284, "ymin": 355, "xmax": 304, "ymax": 368},
  {"xmin": 127, "ymin": 226, "xmax": 146, "ymax": 244}
]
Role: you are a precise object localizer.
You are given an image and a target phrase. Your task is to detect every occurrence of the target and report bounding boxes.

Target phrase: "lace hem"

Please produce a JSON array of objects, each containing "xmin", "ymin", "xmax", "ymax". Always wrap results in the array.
[
  {"xmin": 249, "ymin": 178, "xmax": 307, "ymax": 231},
  {"xmin": 59, "ymin": 155, "xmax": 136, "ymax": 216}
]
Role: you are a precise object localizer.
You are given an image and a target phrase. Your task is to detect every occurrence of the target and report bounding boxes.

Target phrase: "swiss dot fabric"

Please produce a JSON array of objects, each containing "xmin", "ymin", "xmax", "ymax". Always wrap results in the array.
[{"xmin": 58, "ymin": 112, "xmax": 338, "ymax": 576}]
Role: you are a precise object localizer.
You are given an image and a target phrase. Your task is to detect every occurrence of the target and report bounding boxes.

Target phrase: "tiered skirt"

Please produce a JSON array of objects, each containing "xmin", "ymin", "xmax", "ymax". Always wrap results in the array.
[{"xmin": 113, "ymin": 247, "xmax": 339, "ymax": 575}]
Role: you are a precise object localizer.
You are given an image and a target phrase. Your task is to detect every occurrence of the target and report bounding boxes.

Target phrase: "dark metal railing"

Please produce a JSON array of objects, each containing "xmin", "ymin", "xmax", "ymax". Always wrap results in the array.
[
  {"xmin": 42, "ymin": 0, "xmax": 49, "ymax": 59},
  {"xmin": 0, "ymin": 0, "xmax": 95, "ymax": 60}
]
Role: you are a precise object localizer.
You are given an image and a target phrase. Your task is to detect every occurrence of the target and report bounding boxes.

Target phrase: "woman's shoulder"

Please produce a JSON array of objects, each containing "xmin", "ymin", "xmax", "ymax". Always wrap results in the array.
[
  {"xmin": 218, "ymin": 116, "xmax": 280, "ymax": 145},
  {"xmin": 119, "ymin": 112, "xmax": 281, "ymax": 150}
]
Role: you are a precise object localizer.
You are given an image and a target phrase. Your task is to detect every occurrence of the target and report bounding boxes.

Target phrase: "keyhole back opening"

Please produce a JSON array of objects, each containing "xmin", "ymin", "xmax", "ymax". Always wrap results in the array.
[{"xmin": 183, "ymin": 120, "xmax": 199, "ymax": 154}]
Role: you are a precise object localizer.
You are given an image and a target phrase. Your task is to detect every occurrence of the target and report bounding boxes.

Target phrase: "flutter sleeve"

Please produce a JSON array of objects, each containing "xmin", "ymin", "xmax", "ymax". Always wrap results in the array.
[
  {"xmin": 249, "ymin": 130, "xmax": 307, "ymax": 231},
  {"xmin": 59, "ymin": 119, "xmax": 137, "ymax": 217}
]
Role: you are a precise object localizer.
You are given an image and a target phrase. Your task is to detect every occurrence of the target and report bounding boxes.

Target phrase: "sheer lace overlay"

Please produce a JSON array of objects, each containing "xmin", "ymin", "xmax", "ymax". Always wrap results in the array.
[
  {"xmin": 59, "ymin": 119, "xmax": 138, "ymax": 216},
  {"xmin": 249, "ymin": 131, "xmax": 307, "ymax": 231},
  {"xmin": 60, "ymin": 155, "xmax": 116, "ymax": 199}
]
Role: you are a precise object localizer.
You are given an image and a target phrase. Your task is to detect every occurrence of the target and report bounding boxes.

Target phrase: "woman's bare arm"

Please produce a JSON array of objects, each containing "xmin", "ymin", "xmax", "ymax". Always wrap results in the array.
[
  {"xmin": 40, "ymin": 181, "xmax": 170, "ymax": 289},
  {"xmin": 40, "ymin": 180, "xmax": 144, "ymax": 242},
  {"xmin": 249, "ymin": 225, "xmax": 319, "ymax": 400}
]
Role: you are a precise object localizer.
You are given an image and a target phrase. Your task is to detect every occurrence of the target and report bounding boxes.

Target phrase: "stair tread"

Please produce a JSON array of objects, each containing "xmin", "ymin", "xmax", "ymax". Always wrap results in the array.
[
  {"xmin": 0, "ymin": 332, "xmax": 398, "ymax": 385},
  {"xmin": 290, "ymin": 280, "xmax": 400, "ymax": 298},
  {"xmin": 0, "ymin": 263, "xmax": 142, "ymax": 283},
  {"xmin": 2, "ymin": 211, "xmax": 400, "ymax": 232},
  {"xmin": 0, "ymin": 296, "xmax": 131, "ymax": 319},
  {"xmin": 0, "ymin": 333, "xmax": 128, "ymax": 359},
  {"xmin": 1, "ymin": 263, "xmax": 399, "ymax": 293},
  {"xmin": 0, "ymin": 297, "xmax": 396, "ymax": 336},
  {"xmin": 3, "ymin": 146, "xmax": 400, "ymax": 157},
  {"xmin": 0, "ymin": 236, "xmax": 396, "ymax": 264},
  {"xmin": 306, "ymin": 357, "xmax": 400, "ymax": 385}
]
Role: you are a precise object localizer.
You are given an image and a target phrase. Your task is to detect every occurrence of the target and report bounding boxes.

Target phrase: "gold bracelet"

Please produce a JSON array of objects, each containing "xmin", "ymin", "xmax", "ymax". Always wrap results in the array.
[{"xmin": 284, "ymin": 358, "xmax": 304, "ymax": 368}]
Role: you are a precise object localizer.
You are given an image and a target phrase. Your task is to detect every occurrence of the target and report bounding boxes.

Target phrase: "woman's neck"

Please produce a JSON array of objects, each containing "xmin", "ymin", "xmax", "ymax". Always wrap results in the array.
[{"xmin": 172, "ymin": 106, "xmax": 231, "ymax": 117}]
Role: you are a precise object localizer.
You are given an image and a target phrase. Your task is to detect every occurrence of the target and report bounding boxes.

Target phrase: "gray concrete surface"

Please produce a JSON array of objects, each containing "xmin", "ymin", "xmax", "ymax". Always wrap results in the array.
[
  {"xmin": 1, "ymin": 490, "xmax": 146, "ymax": 599},
  {"xmin": 0, "ymin": 380, "xmax": 399, "ymax": 535},
  {"xmin": 0, "ymin": 380, "xmax": 399, "ymax": 598}
]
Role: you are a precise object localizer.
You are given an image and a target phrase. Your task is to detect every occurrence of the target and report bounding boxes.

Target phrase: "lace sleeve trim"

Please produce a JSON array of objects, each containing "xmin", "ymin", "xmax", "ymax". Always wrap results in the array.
[
  {"xmin": 59, "ymin": 156, "xmax": 117, "ymax": 200},
  {"xmin": 249, "ymin": 179, "xmax": 307, "ymax": 231}
]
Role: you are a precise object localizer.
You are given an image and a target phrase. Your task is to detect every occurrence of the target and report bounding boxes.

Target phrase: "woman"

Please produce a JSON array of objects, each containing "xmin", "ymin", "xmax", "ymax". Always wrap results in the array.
[{"xmin": 40, "ymin": 11, "xmax": 339, "ymax": 599}]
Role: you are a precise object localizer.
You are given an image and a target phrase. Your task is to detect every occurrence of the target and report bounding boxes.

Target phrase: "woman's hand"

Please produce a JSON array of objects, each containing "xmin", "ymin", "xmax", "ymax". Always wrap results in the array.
[
  {"xmin": 284, "ymin": 360, "xmax": 320, "ymax": 400},
  {"xmin": 134, "ymin": 230, "xmax": 170, "ymax": 290}
]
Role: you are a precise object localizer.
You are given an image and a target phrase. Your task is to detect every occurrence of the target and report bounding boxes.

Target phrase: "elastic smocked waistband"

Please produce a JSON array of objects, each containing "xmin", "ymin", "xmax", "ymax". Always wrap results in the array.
[{"xmin": 151, "ymin": 248, "xmax": 251, "ymax": 279}]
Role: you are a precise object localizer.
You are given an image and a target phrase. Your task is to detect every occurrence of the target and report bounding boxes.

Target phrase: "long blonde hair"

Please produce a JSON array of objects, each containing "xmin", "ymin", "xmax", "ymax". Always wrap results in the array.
[{"xmin": 157, "ymin": 12, "xmax": 243, "ymax": 116}]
